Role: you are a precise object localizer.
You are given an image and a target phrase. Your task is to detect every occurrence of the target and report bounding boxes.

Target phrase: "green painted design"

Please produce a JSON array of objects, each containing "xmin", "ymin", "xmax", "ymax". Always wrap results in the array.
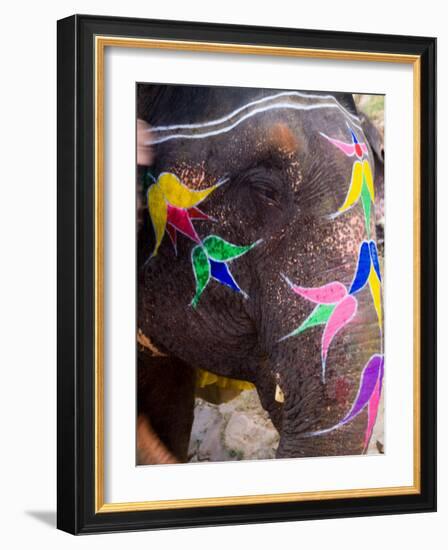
[
  {"xmin": 360, "ymin": 177, "xmax": 371, "ymax": 237},
  {"xmin": 203, "ymin": 235, "xmax": 259, "ymax": 262},
  {"xmin": 286, "ymin": 303, "xmax": 336, "ymax": 339},
  {"xmin": 298, "ymin": 303, "xmax": 336, "ymax": 332},
  {"xmin": 142, "ymin": 170, "xmax": 156, "ymax": 192},
  {"xmin": 191, "ymin": 246, "xmax": 210, "ymax": 308}
]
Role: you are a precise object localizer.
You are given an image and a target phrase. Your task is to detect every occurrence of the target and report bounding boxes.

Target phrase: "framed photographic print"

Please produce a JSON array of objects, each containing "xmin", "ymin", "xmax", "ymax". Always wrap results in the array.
[{"xmin": 57, "ymin": 14, "xmax": 436, "ymax": 534}]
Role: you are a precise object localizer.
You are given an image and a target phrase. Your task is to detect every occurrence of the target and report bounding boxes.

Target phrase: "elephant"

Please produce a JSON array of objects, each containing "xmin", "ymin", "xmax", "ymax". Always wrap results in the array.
[{"xmin": 136, "ymin": 84, "xmax": 384, "ymax": 464}]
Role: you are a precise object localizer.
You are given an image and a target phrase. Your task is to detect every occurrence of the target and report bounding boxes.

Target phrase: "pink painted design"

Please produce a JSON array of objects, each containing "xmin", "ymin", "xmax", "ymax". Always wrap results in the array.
[
  {"xmin": 166, "ymin": 224, "xmax": 178, "ymax": 253},
  {"xmin": 187, "ymin": 206, "xmax": 211, "ymax": 221},
  {"xmin": 282, "ymin": 276, "xmax": 359, "ymax": 380},
  {"xmin": 320, "ymin": 130, "xmax": 368, "ymax": 160},
  {"xmin": 322, "ymin": 135, "xmax": 358, "ymax": 157},
  {"xmin": 321, "ymin": 295, "xmax": 358, "ymax": 368},
  {"xmin": 291, "ymin": 281, "xmax": 348, "ymax": 304},
  {"xmin": 167, "ymin": 204, "xmax": 201, "ymax": 244},
  {"xmin": 364, "ymin": 376, "xmax": 381, "ymax": 449}
]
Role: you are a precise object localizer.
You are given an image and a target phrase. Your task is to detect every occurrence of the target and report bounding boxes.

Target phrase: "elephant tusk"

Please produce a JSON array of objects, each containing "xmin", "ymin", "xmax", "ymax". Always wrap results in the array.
[{"xmin": 275, "ymin": 384, "xmax": 285, "ymax": 403}]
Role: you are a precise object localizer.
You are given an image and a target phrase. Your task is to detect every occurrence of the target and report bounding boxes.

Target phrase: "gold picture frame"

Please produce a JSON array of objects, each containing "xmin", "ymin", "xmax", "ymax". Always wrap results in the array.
[{"xmin": 58, "ymin": 15, "xmax": 436, "ymax": 534}]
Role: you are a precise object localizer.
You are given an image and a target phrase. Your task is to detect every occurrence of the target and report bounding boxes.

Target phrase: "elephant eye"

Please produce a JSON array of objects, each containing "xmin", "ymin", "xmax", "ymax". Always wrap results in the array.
[
  {"xmin": 251, "ymin": 179, "xmax": 281, "ymax": 206},
  {"xmin": 238, "ymin": 167, "xmax": 283, "ymax": 208}
]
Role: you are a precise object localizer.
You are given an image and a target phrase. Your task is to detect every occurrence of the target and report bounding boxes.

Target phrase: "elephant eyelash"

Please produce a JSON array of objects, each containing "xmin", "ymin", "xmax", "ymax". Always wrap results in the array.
[
  {"xmin": 236, "ymin": 168, "xmax": 283, "ymax": 206},
  {"xmin": 251, "ymin": 180, "xmax": 281, "ymax": 205}
]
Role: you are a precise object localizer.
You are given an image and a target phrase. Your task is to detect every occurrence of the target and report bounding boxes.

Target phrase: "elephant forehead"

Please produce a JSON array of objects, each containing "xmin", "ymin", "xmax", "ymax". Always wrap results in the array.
[
  {"xmin": 162, "ymin": 160, "xmax": 211, "ymax": 191},
  {"xmin": 152, "ymin": 106, "xmax": 359, "ymax": 196},
  {"xmin": 147, "ymin": 87, "xmax": 360, "ymax": 145},
  {"xmin": 155, "ymin": 120, "xmax": 303, "ymax": 182}
]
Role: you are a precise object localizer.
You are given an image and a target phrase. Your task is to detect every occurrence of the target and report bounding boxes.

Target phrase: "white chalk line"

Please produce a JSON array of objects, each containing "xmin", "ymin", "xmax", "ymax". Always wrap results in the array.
[{"xmin": 145, "ymin": 92, "xmax": 363, "ymax": 145}]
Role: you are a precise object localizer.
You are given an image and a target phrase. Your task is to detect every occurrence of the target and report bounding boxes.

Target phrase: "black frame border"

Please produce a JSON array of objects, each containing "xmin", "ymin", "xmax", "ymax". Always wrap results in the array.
[{"xmin": 57, "ymin": 14, "xmax": 436, "ymax": 534}]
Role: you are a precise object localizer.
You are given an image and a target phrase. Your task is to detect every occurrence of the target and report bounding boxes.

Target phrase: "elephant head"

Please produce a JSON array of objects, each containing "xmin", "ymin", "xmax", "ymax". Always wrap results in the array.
[{"xmin": 137, "ymin": 85, "xmax": 383, "ymax": 460}]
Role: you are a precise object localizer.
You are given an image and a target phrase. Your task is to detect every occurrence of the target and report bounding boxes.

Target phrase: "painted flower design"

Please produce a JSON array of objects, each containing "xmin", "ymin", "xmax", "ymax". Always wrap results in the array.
[
  {"xmin": 349, "ymin": 239, "xmax": 382, "ymax": 328},
  {"xmin": 280, "ymin": 240, "xmax": 382, "ymax": 381},
  {"xmin": 147, "ymin": 172, "xmax": 223, "ymax": 256},
  {"xmin": 191, "ymin": 235, "xmax": 261, "ymax": 308},
  {"xmin": 280, "ymin": 278, "xmax": 357, "ymax": 381},
  {"xmin": 320, "ymin": 125, "xmax": 368, "ymax": 159},
  {"xmin": 321, "ymin": 126, "xmax": 375, "ymax": 236},
  {"xmin": 307, "ymin": 354, "xmax": 384, "ymax": 451}
]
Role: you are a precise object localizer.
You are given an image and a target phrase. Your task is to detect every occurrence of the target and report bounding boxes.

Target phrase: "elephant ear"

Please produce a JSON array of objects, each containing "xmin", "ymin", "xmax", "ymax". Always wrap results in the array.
[
  {"xmin": 203, "ymin": 235, "xmax": 260, "ymax": 262},
  {"xmin": 332, "ymin": 93, "xmax": 358, "ymax": 117},
  {"xmin": 359, "ymin": 110, "xmax": 384, "ymax": 230},
  {"xmin": 358, "ymin": 111, "xmax": 384, "ymax": 163}
]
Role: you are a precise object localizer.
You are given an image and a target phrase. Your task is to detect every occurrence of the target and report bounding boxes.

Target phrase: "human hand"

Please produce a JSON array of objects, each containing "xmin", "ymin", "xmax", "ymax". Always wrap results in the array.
[{"xmin": 137, "ymin": 119, "xmax": 153, "ymax": 166}]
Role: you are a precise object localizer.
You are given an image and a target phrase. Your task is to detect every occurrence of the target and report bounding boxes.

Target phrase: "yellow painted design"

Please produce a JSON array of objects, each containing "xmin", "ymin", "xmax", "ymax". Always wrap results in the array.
[
  {"xmin": 147, "ymin": 184, "xmax": 167, "ymax": 256},
  {"xmin": 368, "ymin": 266, "xmax": 382, "ymax": 327},
  {"xmin": 338, "ymin": 160, "xmax": 363, "ymax": 213},
  {"xmin": 196, "ymin": 368, "xmax": 255, "ymax": 391},
  {"xmin": 158, "ymin": 172, "xmax": 219, "ymax": 209},
  {"xmin": 147, "ymin": 172, "xmax": 221, "ymax": 256},
  {"xmin": 363, "ymin": 159, "xmax": 375, "ymax": 201}
]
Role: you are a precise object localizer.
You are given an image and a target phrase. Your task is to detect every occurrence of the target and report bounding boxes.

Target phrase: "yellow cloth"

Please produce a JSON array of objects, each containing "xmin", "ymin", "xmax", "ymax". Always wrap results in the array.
[{"xmin": 196, "ymin": 368, "xmax": 255, "ymax": 391}]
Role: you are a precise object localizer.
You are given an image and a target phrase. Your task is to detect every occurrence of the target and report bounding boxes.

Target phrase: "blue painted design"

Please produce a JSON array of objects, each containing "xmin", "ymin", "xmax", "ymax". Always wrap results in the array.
[
  {"xmin": 350, "ymin": 128, "xmax": 359, "ymax": 144},
  {"xmin": 349, "ymin": 241, "xmax": 371, "ymax": 294},
  {"xmin": 369, "ymin": 241, "xmax": 382, "ymax": 281},
  {"xmin": 209, "ymin": 259, "xmax": 241, "ymax": 292}
]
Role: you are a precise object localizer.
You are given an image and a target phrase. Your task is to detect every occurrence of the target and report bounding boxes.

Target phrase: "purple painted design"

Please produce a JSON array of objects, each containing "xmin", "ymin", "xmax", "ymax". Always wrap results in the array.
[
  {"xmin": 340, "ymin": 355, "xmax": 384, "ymax": 425},
  {"xmin": 305, "ymin": 354, "xmax": 384, "ymax": 444}
]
